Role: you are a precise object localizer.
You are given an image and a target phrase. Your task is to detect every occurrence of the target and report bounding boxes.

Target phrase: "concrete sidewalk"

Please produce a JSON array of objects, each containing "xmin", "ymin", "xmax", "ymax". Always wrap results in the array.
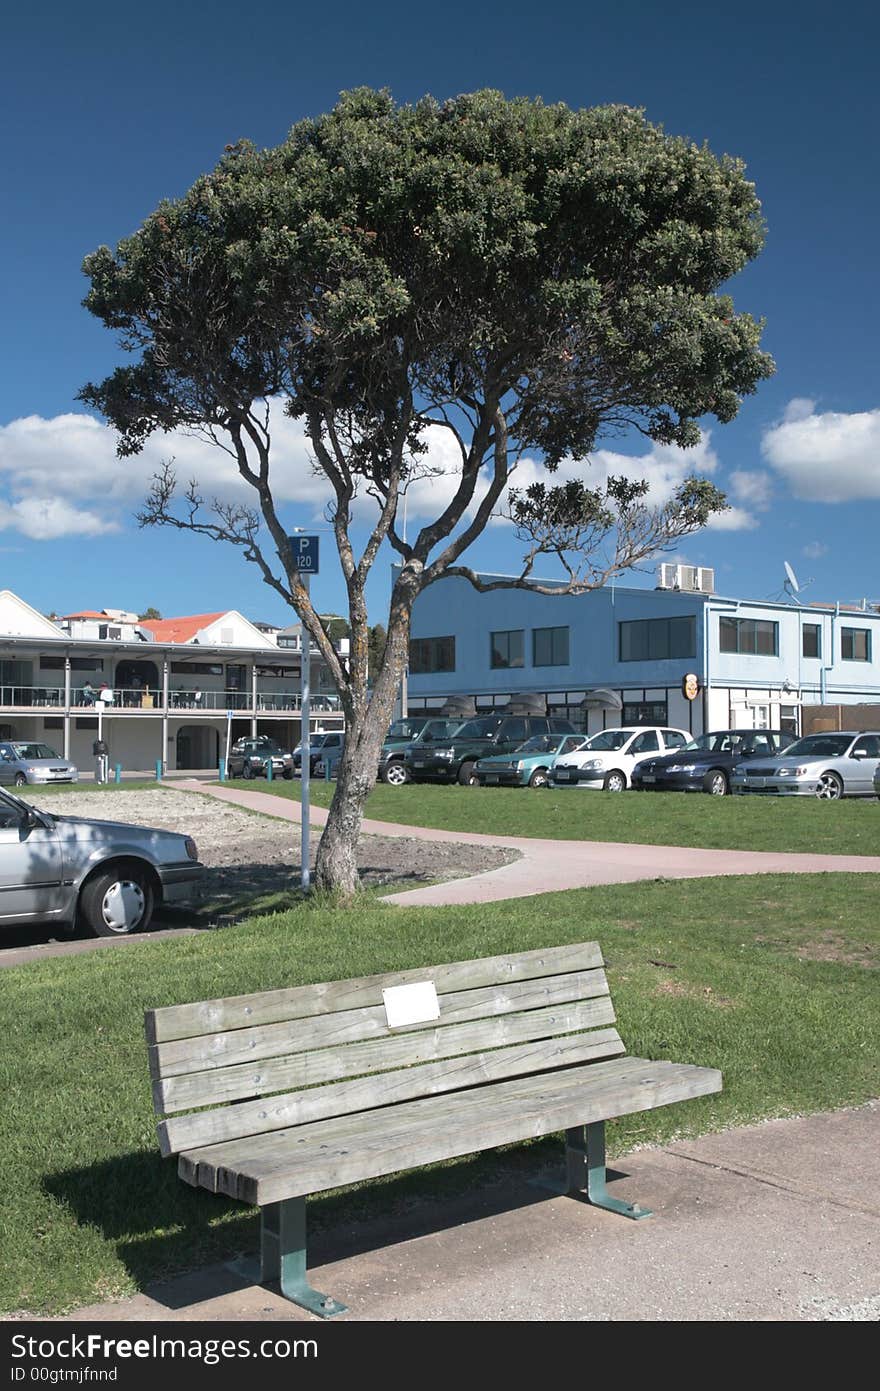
[
  {"xmin": 55, "ymin": 1103, "xmax": 880, "ymax": 1322},
  {"xmin": 176, "ymin": 780, "xmax": 880, "ymax": 906}
]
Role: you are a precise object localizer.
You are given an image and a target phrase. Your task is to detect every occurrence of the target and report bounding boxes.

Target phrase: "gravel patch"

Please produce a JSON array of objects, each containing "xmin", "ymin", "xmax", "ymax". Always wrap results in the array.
[{"xmin": 31, "ymin": 788, "xmax": 518, "ymax": 917}]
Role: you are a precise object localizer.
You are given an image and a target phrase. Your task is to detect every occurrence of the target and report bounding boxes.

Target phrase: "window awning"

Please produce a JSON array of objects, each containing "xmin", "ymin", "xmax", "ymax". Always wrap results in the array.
[{"xmin": 581, "ymin": 688, "xmax": 623, "ymax": 710}]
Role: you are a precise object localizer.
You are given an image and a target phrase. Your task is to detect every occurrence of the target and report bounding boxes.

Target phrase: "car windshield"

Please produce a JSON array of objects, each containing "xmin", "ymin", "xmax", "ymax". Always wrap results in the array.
[
  {"xmin": 515, "ymin": 735, "xmax": 565, "ymax": 754},
  {"xmin": 780, "ymin": 734, "xmax": 855, "ymax": 758},
  {"xmin": 11, "ymin": 743, "xmax": 59, "ymax": 760},
  {"xmin": 416, "ymin": 720, "xmax": 464, "ymax": 740},
  {"xmin": 583, "ymin": 730, "xmax": 630, "ymax": 751},
  {"xmin": 682, "ymin": 733, "xmax": 743, "ymax": 753},
  {"xmin": 386, "ymin": 718, "xmax": 431, "ymax": 739},
  {"xmin": 453, "ymin": 717, "xmax": 503, "ymax": 739}
]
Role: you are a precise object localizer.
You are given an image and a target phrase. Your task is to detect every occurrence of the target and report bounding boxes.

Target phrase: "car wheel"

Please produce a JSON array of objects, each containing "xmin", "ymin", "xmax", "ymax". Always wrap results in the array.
[
  {"xmin": 603, "ymin": 770, "xmax": 627, "ymax": 792},
  {"xmin": 242, "ymin": 763, "xmax": 253, "ymax": 780},
  {"xmin": 528, "ymin": 767, "xmax": 550, "ymax": 788},
  {"xmin": 384, "ymin": 761, "xmax": 410, "ymax": 787},
  {"xmin": 282, "ymin": 768, "xmax": 293, "ymax": 780},
  {"xmin": 704, "ymin": 769, "xmax": 729, "ymax": 796},
  {"xmin": 79, "ymin": 862, "xmax": 154, "ymax": 937},
  {"xmin": 13, "ymin": 772, "xmax": 27, "ymax": 787},
  {"xmin": 458, "ymin": 761, "xmax": 478, "ymax": 786},
  {"xmin": 816, "ymin": 771, "xmax": 844, "ymax": 800}
]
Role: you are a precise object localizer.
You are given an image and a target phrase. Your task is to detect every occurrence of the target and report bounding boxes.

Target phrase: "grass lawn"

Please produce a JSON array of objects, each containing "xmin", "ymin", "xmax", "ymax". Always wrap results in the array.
[
  {"xmin": 1, "ymin": 872, "xmax": 878, "ymax": 1315},
  {"xmin": 224, "ymin": 776, "xmax": 880, "ymax": 856}
]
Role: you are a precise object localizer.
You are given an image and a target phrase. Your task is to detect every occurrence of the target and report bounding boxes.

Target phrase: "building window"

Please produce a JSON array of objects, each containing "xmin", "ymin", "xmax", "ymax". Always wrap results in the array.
[
  {"xmin": 170, "ymin": 662, "xmax": 224, "ymax": 676},
  {"xmin": 719, "ymin": 616, "xmax": 779, "ymax": 656},
  {"xmin": 533, "ymin": 627, "xmax": 569, "ymax": 667},
  {"xmin": 619, "ymin": 617, "xmax": 696, "ymax": 662},
  {"xmin": 43, "ymin": 717, "xmax": 63, "ymax": 730},
  {"xmin": 40, "ymin": 657, "xmax": 103, "ymax": 671},
  {"xmin": 409, "ymin": 636, "xmax": 456, "ymax": 674},
  {"xmin": 490, "ymin": 630, "xmax": 524, "ymax": 669},
  {"xmin": 75, "ymin": 717, "xmax": 98, "ymax": 730},
  {"xmin": 623, "ymin": 701, "xmax": 668, "ymax": 726},
  {"xmin": 802, "ymin": 624, "xmax": 821, "ymax": 659},
  {"xmin": 841, "ymin": 627, "xmax": 871, "ymax": 661}
]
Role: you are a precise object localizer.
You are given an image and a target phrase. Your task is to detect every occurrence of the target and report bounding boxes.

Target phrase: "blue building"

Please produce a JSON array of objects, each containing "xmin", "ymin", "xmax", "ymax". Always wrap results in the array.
[{"xmin": 405, "ymin": 565, "xmax": 880, "ymax": 737}]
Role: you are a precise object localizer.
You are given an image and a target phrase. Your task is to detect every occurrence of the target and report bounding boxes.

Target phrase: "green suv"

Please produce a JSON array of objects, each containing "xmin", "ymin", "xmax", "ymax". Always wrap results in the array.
[
  {"xmin": 404, "ymin": 714, "xmax": 577, "ymax": 786},
  {"xmin": 378, "ymin": 717, "xmax": 467, "ymax": 786}
]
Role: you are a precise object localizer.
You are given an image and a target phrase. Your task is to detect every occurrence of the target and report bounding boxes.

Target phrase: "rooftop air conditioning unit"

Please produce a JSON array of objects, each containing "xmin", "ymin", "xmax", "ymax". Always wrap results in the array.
[{"xmin": 657, "ymin": 564, "xmax": 715, "ymax": 594}]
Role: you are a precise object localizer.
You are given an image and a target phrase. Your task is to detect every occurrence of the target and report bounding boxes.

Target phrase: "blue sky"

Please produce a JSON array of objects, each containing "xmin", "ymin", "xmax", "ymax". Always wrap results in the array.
[{"xmin": 1, "ymin": 0, "xmax": 878, "ymax": 627}]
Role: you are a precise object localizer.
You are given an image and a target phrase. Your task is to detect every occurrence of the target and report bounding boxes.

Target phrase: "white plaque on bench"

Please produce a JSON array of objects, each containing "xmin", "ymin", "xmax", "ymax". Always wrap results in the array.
[{"xmin": 382, "ymin": 981, "xmax": 440, "ymax": 1029}]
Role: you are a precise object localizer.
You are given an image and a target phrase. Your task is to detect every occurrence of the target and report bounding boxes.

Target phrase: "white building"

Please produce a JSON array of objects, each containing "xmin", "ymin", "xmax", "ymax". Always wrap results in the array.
[{"xmin": 0, "ymin": 592, "xmax": 344, "ymax": 772}]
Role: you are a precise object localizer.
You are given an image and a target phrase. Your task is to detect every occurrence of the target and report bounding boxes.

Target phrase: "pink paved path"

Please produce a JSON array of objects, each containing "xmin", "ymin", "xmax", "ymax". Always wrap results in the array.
[{"xmin": 175, "ymin": 780, "xmax": 880, "ymax": 905}]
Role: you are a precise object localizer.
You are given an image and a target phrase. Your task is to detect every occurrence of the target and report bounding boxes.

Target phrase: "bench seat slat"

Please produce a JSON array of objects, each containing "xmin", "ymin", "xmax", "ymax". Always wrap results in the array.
[
  {"xmin": 181, "ymin": 1054, "xmax": 642, "ymax": 1193},
  {"xmin": 145, "ymin": 942, "xmax": 604, "ymax": 1044},
  {"xmin": 158, "ymin": 1027, "xmax": 625, "ymax": 1156},
  {"xmin": 150, "ymin": 968, "xmax": 610, "ymax": 1079},
  {"xmin": 155, "ymin": 995, "xmax": 618, "ymax": 1114},
  {"xmin": 183, "ymin": 1057, "xmax": 722, "ymax": 1205}
]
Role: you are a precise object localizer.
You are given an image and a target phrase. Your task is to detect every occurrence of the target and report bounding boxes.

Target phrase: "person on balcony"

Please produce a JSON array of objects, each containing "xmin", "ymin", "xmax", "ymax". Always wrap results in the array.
[{"xmin": 81, "ymin": 681, "xmax": 96, "ymax": 706}]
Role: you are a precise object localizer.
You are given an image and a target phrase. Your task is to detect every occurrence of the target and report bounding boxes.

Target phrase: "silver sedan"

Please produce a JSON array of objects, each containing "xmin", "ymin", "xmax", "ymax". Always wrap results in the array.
[
  {"xmin": 0, "ymin": 740, "xmax": 78, "ymax": 786},
  {"xmin": 0, "ymin": 787, "xmax": 206, "ymax": 937},
  {"xmin": 731, "ymin": 731, "xmax": 880, "ymax": 800}
]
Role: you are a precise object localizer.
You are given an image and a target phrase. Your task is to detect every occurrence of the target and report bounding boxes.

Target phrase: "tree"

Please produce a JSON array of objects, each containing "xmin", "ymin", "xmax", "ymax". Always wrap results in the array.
[
  {"xmin": 80, "ymin": 88, "xmax": 773, "ymax": 897},
  {"xmin": 139, "ymin": 606, "xmax": 162, "ymax": 621}
]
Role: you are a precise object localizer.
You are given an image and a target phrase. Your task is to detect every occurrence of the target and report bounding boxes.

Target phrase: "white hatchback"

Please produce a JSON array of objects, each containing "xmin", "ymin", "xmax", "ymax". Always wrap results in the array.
[{"xmin": 550, "ymin": 726, "xmax": 691, "ymax": 791}]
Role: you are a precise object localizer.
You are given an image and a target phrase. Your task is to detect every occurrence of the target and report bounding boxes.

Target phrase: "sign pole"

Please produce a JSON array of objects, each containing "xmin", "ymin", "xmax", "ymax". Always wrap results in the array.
[
  {"xmin": 300, "ymin": 574, "xmax": 311, "ymax": 893},
  {"xmin": 288, "ymin": 532, "xmax": 320, "ymax": 895}
]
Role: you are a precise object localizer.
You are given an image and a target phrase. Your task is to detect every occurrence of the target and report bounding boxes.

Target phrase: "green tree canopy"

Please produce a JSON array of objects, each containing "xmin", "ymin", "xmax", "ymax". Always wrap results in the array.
[{"xmin": 80, "ymin": 88, "xmax": 773, "ymax": 894}]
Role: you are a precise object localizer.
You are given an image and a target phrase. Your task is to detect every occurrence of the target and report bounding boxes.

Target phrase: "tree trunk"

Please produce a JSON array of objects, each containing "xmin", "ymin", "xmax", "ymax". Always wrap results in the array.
[{"xmin": 312, "ymin": 568, "xmax": 419, "ymax": 898}]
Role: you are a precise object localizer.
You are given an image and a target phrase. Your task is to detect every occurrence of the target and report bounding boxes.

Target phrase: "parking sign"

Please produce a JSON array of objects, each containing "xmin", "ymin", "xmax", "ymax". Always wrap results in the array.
[{"xmin": 289, "ymin": 534, "xmax": 319, "ymax": 574}]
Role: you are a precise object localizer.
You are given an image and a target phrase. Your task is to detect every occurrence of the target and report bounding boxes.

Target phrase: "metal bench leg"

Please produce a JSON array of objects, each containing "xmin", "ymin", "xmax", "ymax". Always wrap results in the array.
[
  {"xmin": 565, "ymin": 1123, "xmax": 652, "ymax": 1220},
  {"xmin": 260, "ymin": 1200, "xmax": 347, "ymax": 1317}
]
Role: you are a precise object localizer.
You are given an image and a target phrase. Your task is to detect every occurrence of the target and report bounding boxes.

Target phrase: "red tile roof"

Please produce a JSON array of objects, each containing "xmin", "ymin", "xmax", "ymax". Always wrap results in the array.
[
  {"xmin": 139, "ymin": 613, "xmax": 227, "ymax": 644},
  {"xmin": 62, "ymin": 610, "xmax": 113, "ymax": 620}
]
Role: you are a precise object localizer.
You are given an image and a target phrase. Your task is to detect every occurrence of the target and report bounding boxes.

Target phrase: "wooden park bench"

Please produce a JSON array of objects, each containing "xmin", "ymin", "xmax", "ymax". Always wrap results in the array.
[{"xmin": 146, "ymin": 941, "xmax": 721, "ymax": 1318}]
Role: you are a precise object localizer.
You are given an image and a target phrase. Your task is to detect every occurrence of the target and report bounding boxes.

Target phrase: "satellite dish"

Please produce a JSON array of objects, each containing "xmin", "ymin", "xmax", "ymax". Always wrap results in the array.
[{"xmin": 783, "ymin": 561, "xmax": 800, "ymax": 594}]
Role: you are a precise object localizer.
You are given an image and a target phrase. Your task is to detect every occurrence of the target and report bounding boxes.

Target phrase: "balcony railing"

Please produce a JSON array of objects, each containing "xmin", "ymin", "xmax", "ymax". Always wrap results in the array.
[{"xmin": 0, "ymin": 685, "xmax": 342, "ymax": 715}]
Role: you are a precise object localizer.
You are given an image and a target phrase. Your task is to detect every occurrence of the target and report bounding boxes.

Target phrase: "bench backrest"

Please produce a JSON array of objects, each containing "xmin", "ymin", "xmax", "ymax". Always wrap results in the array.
[{"xmin": 146, "ymin": 941, "xmax": 624, "ymax": 1159}]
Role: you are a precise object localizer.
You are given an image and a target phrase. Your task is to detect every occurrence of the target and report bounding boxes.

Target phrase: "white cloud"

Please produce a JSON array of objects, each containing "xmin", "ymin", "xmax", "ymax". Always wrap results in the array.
[
  {"xmin": 783, "ymin": 398, "xmax": 817, "ymax": 423},
  {"xmin": 704, "ymin": 505, "xmax": 758, "ymax": 532},
  {"xmin": 802, "ymin": 540, "xmax": 829, "ymax": 560},
  {"xmin": 729, "ymin": 469, "xmax": 772, "ymax": 511},
  {"xmin": 0, "ymin": 497, "xmax": 119, "ymax": 540},
  {"xmin": 0, "ymin": 406, "xmax": 754, "ymax": 545},
  {"xmin": 0, "ymin": 407, "xmax": 336, "ymax": 540},
  {"xmin": 762, "ymin": 402, "xmax": 880, "ymax": 502}
]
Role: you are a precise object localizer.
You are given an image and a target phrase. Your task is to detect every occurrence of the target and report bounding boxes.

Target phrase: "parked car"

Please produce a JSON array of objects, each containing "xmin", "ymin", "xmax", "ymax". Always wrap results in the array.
[
  {"xmin": 474, "ymin": 733, "xmax": 588, "ymax": 788},
  {"xmin": 0, "ymin": 786, "xmax": 205, "ymax": 936},
  {"xmin": 405, "ymin": 715, "xmax": 578, "ymax": 786},
  {"xmin": 292, "ymin": 731, "xmax": 345, "ymax": 776},
  {"xmin": 0, "ymin": 740, "xmax": 78, "ymax": 787},
  {"xmin": 631, "ymin": 729, "xmax": 794, "ymax": 797},
  {"xmin": 550, "ymin": 726, "xmax": 691, "ymax": 791},
  {"xmin": 227, "ymin": 737, "xmax": 294, "ymax": 780},
  {"xmin": 731, "ymin": 730, "xmax": 880, "ymax": 799},
  {"xmin": 378, "ymin": 718, "xmax": 466, "ymax": 786}
]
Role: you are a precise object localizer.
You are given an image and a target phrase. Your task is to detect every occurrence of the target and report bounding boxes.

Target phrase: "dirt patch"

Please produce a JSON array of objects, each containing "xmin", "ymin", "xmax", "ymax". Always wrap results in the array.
[
  {"xmin": 653, "ymin": 978, "xmax": 734, "ymax": 1007},
  {"xmin": 31, "ymin": 787, "xmax": 518, "ymax": 918},
  {"xmin": 794, "ymin": 934, "xmax": 878, "ymax": 970}
]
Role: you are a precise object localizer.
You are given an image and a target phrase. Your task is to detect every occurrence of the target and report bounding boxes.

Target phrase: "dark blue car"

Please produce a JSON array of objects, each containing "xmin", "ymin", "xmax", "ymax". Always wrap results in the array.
[{"xmin": 631, "ymin": 729, "xmax": 794, "ymax": 796}]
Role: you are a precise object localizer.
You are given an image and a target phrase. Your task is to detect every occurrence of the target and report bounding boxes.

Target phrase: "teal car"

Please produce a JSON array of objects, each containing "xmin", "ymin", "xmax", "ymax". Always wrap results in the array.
[{"xmin": 474, "ymin": 733, "xmax": 587, "ymax": 788}]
